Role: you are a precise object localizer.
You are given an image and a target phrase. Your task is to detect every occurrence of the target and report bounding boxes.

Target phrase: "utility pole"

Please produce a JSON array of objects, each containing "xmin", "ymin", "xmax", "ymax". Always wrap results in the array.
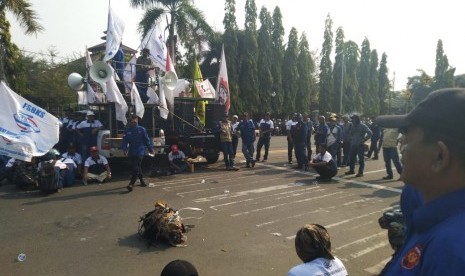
[{"xmin": 339, "ymin": 49, "xmax": 344, "ymax": 115}]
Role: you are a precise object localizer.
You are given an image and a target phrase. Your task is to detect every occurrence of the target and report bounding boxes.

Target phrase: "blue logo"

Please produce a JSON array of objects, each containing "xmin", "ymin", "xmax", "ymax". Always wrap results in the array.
[{"xmin": 13, "ymin": 113, "xmax": 40, "ymax": 133}]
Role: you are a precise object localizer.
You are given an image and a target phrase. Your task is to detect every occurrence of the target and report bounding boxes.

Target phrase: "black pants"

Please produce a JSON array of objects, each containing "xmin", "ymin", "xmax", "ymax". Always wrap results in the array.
[
  {"xmin": 232, "ymin": 135, "xmax": 239, "ymax": 156},
  {"xmin": 315, "ymin": 161, "xmax": 337, "ymax": 179},
  {"xmin": 129, "ymin": 155, "xmax": 145, "ymax": 185},
  {"xmin": 287, "ymin": 137, "xmax": 294, "ymax": 162}
]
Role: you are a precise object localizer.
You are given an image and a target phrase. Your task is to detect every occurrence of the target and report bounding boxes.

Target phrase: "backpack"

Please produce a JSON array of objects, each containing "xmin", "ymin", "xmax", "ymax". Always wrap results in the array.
[
  {"xmin": 39, "ymin": 160, "xmax": 58, "ymax": 192},
  {"xmin": 138, "ymin": 201, "xmax": 187, "ymax": 247}
]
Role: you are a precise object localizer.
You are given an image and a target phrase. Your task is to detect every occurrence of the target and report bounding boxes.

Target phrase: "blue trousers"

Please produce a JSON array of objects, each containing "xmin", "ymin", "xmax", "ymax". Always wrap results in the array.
[
  {"xmin": 242, "ymin": 141, "xmax": 255, "ymax": 164},
  {"xmin": 256, "ymin": 136, "xmax": 270, "ymax": 160},
  {"xmin": 222, "ymin": 142, "xmax": 235, "ymax": 167},
  {"xmin": 295, "ymin": 142, "xmax": 307, "ymax": 167},
  {"xmin": 349, "ymin": 144, "xmax": 365, "ymax": 174},
  {"xmin": 383, "ymin": 147, "xmax": 403, "ymax": 177}
]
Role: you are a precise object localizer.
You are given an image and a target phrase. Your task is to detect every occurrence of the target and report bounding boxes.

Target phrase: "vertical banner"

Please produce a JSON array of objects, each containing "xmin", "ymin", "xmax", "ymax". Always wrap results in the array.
[{"xmin": 217, "ymin": 44, "xmax": 230, "ymax": 113}]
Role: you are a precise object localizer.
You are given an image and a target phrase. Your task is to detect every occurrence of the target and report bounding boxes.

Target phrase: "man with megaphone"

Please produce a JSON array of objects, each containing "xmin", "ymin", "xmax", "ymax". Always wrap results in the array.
[{"xmin": 135, "ymin": 48, "xmax": 155, "ymax": 103}]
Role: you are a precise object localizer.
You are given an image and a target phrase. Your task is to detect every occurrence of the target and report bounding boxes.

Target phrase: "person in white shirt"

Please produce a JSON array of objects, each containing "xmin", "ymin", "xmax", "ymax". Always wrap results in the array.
[
  {"xmin": 82, "ymin": 146, "xmax": 111, "ymax": 185},
  {"xmin": 76, "ymin": 111, "xmax": 103, "ymax": 161},
  {"xmin": 255, "ymin": 112, "xmax": 274, "ymax": 162},
  {"xmin": 309, "ymin": 143, "xmax": 338, "ymax": 181},
  {"xmin": 286, "ymin": 113, "xmax": 298, "ymax": 164},
  {"xmin": 231, "ymin": 115, "xmax": 240, "ymax": 155},
  {"xmin": 288, "ymin": 224, "xmax": 348, "ymax": 276}
]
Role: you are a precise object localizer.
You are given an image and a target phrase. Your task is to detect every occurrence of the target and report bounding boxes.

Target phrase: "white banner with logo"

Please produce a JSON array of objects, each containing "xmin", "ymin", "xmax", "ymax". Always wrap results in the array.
[{"xmin": 0, "ymin": 82, "xmax": 60, "ymax": 161}]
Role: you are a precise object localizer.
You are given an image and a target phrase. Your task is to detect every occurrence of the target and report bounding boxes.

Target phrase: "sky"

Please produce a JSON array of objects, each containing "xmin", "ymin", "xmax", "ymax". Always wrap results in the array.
[{"xmin": 8, "ymin": 0, "xmax": 465, "ymax": 91}]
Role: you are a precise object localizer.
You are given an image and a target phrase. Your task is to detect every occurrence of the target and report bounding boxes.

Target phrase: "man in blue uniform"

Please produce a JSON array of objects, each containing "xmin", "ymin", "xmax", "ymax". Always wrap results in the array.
[
  {"xmin": 255, "ymin": 112, "xmax": 274, "ymax": 162},
  {"xmin": 237, "ymin": 112, "xmax": 256, "ymax": 168},
  {"xmin": 375, "ymin": 88, "xmax": 465, "ymax": 275},
  {"xmin": 122, "ymin": 115, "xmax": 154, "ymax": 192}
]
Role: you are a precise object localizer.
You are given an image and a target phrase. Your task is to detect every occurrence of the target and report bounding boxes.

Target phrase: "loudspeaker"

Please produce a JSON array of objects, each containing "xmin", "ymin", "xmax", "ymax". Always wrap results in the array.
[
  {"xmin": 205, "ymin": 103, "xmax": 224, "ymax": 130},
  {"xmin": 89, "ymin": 61, "xmax": 113, "ymax": 84},
  {"xmin": 67, "ymin": 73, "xmax": 85, "ymax": 90},
  {"xmin": 174, "ymin": 101, "xmax": 195, "ymax": 134},
  {"xmin": 163, "ymin": 71, "xmax": 178, "ymax": 90}
]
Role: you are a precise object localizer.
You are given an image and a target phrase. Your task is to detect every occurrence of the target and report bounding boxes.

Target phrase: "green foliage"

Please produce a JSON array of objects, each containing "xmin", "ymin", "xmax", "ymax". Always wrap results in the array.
[
  {"xmin": 378, "ymin": 53, "xmax": 390, "ymax": 114},
  {"xmin": 296, "ymin": 33, "xmax": 315, "ymax": 114},
  {"xmin": 318, "ymin": 14, "xmax": 334, "ymax": 114},
  {"xmin": 257, "ymin": 7, "xmax": 273, "ymax": 114},
  {"xmin": 358, "ymin": 38, "xmax": 371, "ymax": 113},
  {"xmin": 333, "ymin": 27, "xmax": 345, "ymax": 114},
  {"xmin": 282, "ymin": 28, "xmax": 299, "ymax": 113},
  {"xmin": 343, "ymin": 40, "xmax": 361, "ymax": 113},
  {"xmin": 270, "ymin": 7, "xmax": 285, "ymax": 115},
  {"xmin": 366, "ymin": 49, "xmax": 379, "ymax": 116}
]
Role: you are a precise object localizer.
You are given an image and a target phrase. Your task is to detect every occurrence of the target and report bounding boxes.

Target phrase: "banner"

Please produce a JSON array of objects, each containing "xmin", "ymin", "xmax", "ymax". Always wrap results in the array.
[
  {"xmin": 217, "ymin": 44, "xmax": 230, "ymax": 113},
  {"xmin": 195, "ymin": 79, "xmax": 216, "ymax": 99},
  {"xmin": 139, "ymin": 23, "xmax": 167, "ymax": 71},
  {"xmin": 106, "ymin": 65, "xmax": 128, "ymax": 125},
  {"xmin": 85, "ymin": 46, "xmax": 100, "ymax": 103},
  {"xmin": 0, "ymin": 82, "xmax": 60, "ymax": 161},
  {"xmin": 193, "ymin": 60, "xmax": 206, "ymax": 127},
  {"xmin": 130, "ymin": 83, "xmax": 145, "ymax": 119},
  {"xmin": 103, "ymin": 6, "xmax": 125, "ymax": 62}
]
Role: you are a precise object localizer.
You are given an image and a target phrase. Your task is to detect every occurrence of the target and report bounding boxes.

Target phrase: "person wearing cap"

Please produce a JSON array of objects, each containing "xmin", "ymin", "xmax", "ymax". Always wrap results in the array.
[
  {"xmin": 288, "ymin": 224, "xmax": 348, "ymax": 276},
  {"xmin": 237, "ymin": 112, "xmax": 256, "ymax": 168},
  {"xmin": 219, "ymin": 113, "xmax": 239, "ymax": 171},
  {"xmin": 345, "ymin": 114, "xmax": 372, "ymax": 177},
  {"xmin": 375, "ymin": 88, "xmax": 465, "ymax": 275},
  {"xmin": 231, "ymin": 115, "xmax": 240, "ymax": 155},
  {"xmin": 82, "ymin": 146, "xmax": 111, "ymax": 185},
  {"xmin": 76, "ymin": 111, "xmax": 103, "ymax": 161},
  {"xmin": 160, "ymin": 259, "xmax": 199, "ymax": 276},
  {"xmin": 121, "ymin": 115, "xmax": 154, "ymax": 191},
  {"xmin": 135, "ymin": 48, "xmax": 155, "ymax": 103},
  {"xmin": 168, "ymin": 145, "xmax": 188, "ymax": 174},
  {"xmin": 255, "ymin": 112, "xmax": 274, "ymax": 162},
  {"xmin": 286, "ymin": 113, "xmax": 298, "ymax": 164}
]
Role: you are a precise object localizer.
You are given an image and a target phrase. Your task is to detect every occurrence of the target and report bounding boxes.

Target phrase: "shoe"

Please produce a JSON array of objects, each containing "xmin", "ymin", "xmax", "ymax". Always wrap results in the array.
[
  {"xmin": 231, "ymin": 166, "xmax": 240, "ymax": 171},
  {"xmin": 140, "ymin": 182, "xmax": 147, "ymax": 187},
  {"xmin": 251, "ymin": 161, "xmax": 256, "ymax": 168},
  {"xmin": 382, "ymin": 176, "xmax": 393, "ymax": 180},
  {"xmin": 82, "ymin": 179, "xmax": 88, "ymax": 185},
  {"xmin": 126, "ymin": 184, "xmax": 133, "ymax": 192},
  {"xmin": 372, "ymin": 157, "xmax": 379, "ymax": 160},
  {"xmin": 345, "ymin": 171, "xmax": 355, "ymax": 175},
  {"xmin": 246, "ymin": 164, "xmax": 251, "ymax": 168},
  {"xmin": 262, "ymin": 159, "xmax": 267, "ymax": 162},
  {"xmin": 356, "ymin": 173, "xmax": 363, "ymax": 177}
]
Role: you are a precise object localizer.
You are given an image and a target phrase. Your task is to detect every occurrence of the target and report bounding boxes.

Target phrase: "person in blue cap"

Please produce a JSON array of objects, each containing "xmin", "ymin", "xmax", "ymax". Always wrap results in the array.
[
  {"xmin": 375, "ymin": 88, "xmax": 465, "ymax": 275},
  {"xmin": 122, "ymin": 114, "xmax": 154, "ymax": 192}
]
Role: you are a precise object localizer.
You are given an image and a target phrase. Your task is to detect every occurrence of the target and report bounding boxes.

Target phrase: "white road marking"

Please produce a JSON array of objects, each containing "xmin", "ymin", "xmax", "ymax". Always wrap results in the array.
[
  {"xmin": 350, "ymin": 240, "xmax": 390, "ymax": 258},
  {"xmin": 364, "ymin": 257, "xmax": 392, "ymax": 274},
  {"xmin": 334, "ymin": 231, "xmax": 386, "ymax": 250}
]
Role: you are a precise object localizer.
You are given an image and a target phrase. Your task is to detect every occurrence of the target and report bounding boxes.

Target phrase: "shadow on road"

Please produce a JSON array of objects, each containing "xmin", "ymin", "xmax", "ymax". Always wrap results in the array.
[{"xmin": 118, "ymin": 233, "xmax": 172, "ymax": 254}]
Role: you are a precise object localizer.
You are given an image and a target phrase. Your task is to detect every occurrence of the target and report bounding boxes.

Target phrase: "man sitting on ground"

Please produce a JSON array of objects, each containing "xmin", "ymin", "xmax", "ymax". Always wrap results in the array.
[
  {"xmin": 168, "ymin": 145, "xmax": 188, "ymax": 174},
  {"xmin": 309, "ymin": 143, "xmax": 338, "ymax": 181},
  {"xmin": 82, "ymin": 146, "xmax": 111, "ymax": 185}
]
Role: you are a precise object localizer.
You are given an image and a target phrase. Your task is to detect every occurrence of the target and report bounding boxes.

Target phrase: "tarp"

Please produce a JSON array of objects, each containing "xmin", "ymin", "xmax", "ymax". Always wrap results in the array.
[{"xmin": 0, "ymin": 81, "xmax": 60, "ymax": 161}]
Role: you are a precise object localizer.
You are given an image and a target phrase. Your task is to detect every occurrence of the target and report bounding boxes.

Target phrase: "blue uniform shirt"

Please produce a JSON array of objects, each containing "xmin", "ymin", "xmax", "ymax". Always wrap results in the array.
[
  {"xmin": 384, "ymin": 188, "xmax": 465, "ymax": 275},
  {"xmin": 121, "ymin": 125, "xmax": 153, "ymax": 157},
  {"xmin": 238, "ymin": 119, "xmax": 256, "ymax": 144}
]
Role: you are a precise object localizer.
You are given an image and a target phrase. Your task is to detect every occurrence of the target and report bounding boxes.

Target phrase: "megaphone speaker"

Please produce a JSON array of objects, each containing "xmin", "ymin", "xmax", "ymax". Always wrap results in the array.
[
  {"xmin": 89, "ymin": 61, "xmax": 113, "ymax": 84},
  {"xmin": 164, "ymin": 71, "xmax": 178, "ymax": 90},
  {"xmin": 68, "ymin": 72, "xmax": 85, "ymax": 91}
]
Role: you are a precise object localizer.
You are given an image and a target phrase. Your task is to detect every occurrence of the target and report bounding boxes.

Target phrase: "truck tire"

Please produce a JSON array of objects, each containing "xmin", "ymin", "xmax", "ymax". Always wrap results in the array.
[{"xmin": 204, "ymin": 149, "xmax": 219, "ymax": 164}]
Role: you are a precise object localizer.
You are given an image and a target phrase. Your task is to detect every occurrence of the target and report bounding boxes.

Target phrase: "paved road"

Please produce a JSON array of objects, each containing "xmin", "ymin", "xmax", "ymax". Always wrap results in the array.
[{"xmin": 0, "ymin": 136, "xmax": 404, "ymax": 276}]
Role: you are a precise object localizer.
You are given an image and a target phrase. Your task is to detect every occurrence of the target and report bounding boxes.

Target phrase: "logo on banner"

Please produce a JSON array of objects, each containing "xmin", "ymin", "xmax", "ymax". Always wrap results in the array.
[
  {"xmin": 13, "ymin": 113, "xmax": 40, "ymax": 133},
  {"xmin": 218, "ymin": 79, "xmax": 229, "ymax": 105},
  {"xmin": 1, "ymin": 136, "xmax": 13, "ymax": 145}
]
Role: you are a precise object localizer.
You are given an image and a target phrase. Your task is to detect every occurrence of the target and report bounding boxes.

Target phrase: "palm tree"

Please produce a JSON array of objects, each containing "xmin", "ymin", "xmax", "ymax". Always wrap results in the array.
[
  {"xmin": 130, "ymin": 0, "xmax": 214, "ymax": 61},
  {"xmin": 0, "ymin": 0, "xmax": 43, "ymax": 82}
]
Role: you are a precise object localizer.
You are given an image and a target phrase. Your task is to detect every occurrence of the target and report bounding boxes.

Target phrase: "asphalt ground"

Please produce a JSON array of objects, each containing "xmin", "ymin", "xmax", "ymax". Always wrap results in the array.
[{"xmin": 0, "ymin": 136, "xmax": 404, "ymax": 276}]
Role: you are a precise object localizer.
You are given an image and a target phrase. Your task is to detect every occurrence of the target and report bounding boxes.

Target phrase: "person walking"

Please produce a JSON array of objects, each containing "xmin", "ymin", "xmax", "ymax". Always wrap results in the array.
[
  {"xmin": 255, "ymin": 112, "xmax": 274, "ymax": 162},
  {"xmin": 375, "ymin": 88, "xmax": 465, "ymax": 275},
  {"xmin": 122, "ymin": 115, "xmax": 154, "ymax": 192},
  {"xmin": 237, "ymin": 112, "xmax": 256, "ymax": 168},
  {"xmin": 366, "ymin": 119, "xmax": 382, "ymax": 159},
  {"xmin": 345, "ymin": 115, "xmax": 372, "ymax": 177},
  {"xmin": 327, "ymin": 116, "xmax": 343, "ymax": 166},
  {"xmin": 381, "ymin": 128, "xmax": 403, "ymax": 180},
  {"xmin": 219, "ymin": 113, "xmax": 239, "ymax": 171}
]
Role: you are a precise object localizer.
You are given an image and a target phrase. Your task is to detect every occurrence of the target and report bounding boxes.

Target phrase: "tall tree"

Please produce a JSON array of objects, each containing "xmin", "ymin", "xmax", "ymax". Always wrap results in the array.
[
  {"xmin": 0, "ymin": 0, "xmax": 43, "ymax": 85},
  {"xmin": 223, "ymin": 0, "xmax": 241, "ymax": 114},
  {"xmin": 333, "ymin": 27, "xmax": 345, "ymax": 114},
  {"xmin": 296, "ymin": 33, "xmax": 315, "ymax": 113},
  {"xmin": 434, "ymin": 39, "xmax": 455, "ymax": 89},
  {"xmin": 130, "ymin": 0, "xmax": 214, "ymax": 62},
  {"xmin": 343, "ymin": 40, "xmax": 361, "ymax": 113},
  {"xmin": 238, "ymin": 0, "xmax": 259, "ymax": 114},
  {"xmin": 378, "ymin": 52, "xmax": 390, "ymax": 114},
  {"xmin": 366, "ymin": 49, "xmax": 379, "ymax": 116},
  {"xmin": 270, "ymin": 7, "xmax": 285, "ymax": 115},
  {"xmin": 257, "ymin": 7, "xmax": 273, "ymax": 114},
  {"xmin": 358, "ymin": 37, "xmax": 371, "ymax": 114},
  {"xmin": 318, "ymin": 14, "xmax": 333, "ymax": 114},
  {"xmin": 282, "ymin": 28, "xmax": 299, "ymax": 113}
]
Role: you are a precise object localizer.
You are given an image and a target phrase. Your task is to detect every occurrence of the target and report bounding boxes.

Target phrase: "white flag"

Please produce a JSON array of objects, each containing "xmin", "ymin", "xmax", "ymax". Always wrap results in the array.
[
  {"xmin": 146, "ymin": 87, "xmax": 159, "ymax": 104},
  {"xmin": 140, "ymin": 23, "xmax": 167, "ymax": 71},
  {"xmin": 85, "ymin": 46, "xmax": 99, "ymax": 103},
  {"xmin": 106, "ymin": 66, "xmax": 128, "ymax": 125},
  {"xmin": 0, "ymin": 82, "xmax": 60, "ymax": 161},
  {"xmin": 158, "ymin": 82, "xmax": 169, "ymax": 120},
  {"xmin": 130, "ymin": 83, "xmax": 145, "ymax": 119},
  {"xmin": 216, "ymin": 44, "xmax": 230, "ymax": 113},
  {"xmin": 123, "ymin": 55, "xmax": 136, "ymax": 93},
  {"xmin": 104, "ymin": 7, "xmax": 125, "ymax": 62}
]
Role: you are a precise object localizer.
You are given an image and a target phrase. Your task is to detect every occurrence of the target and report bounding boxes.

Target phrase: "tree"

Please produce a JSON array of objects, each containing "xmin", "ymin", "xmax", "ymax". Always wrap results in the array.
[
  {"xmin": 296, "ymin": 33, "xmax": 315, "ymax": 113},
  {"xmin": 343, "ymin": 40, "xmax": 361, "ymax": 113},
  {"xmin": 318, "ymin": 14, "xmax": 333, "ymax": 114},
  {"xmin": 434, "ymin": 39, "xmax": 455, "ymax": 89},
  {"xmin": 238, "ymin": 0, "xmax": 259, "ymax": 114},
  {"xmin": 223, "ymin": 0, "xmax": 241, "ymax": 114},
  {"xmin": 257, "ymin": 7, "xmax": 273, "ymax": 114},
  {"xmin": 282, "ymin": 27, "xmax": 299, "ymax": 113},
  {"xmin": 358, "ymin": 38, "xmax": 371, "ymax": 114},
  {"xmin": 270, "ymin": 7, "xmax": 285, "ymax": 115},
  {"xmin": 366, "ymin": 49, "xmax": 379, "ymax": 116},
  {"xmin": 378, "ymin": 52, "xmax": 390, "ymax": 114},
  {"xmin": 333, "ymin": 27, "xmax": 345, "ymax": 114},
  {"xmin": 0, "ymin": 0, "xmax": 43, "ymax": 84},
  {"xmin": 130, "ymin": 0, "xmax": 214, "ymax": 62}
]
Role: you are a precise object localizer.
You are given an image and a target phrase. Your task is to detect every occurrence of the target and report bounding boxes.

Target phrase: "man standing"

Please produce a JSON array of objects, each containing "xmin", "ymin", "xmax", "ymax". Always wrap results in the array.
[
  {"xmin": 256, "ymin": 112, "xmax": 274, "ymax": 162},
  {"xmin": 345, "ymin": 115, "xmax": 372, "ymax": 177},
  {"xmin": 375, "ymin": 88, "xmax": 465, "ymax": 275},
  {"xmin": 302, "ymin": 112, "xmax": 314, "ymax": 160},
  {"xmin": 122, "ymin": 115, "xmax": 154, "ymax": 192},
  {"xmin": 135, "ymin": 48, "xmax": 155, "ymax": 103},
  {"xmin": 293, "ymin": 114, "xmax": 308, "ymax": 170},
  {"xmin": 219, "ymin": 113, "xmax": 238, "ymax": 171},
  {"xmin": 237, "ymin": 112, "xmax": 256, "ymax": 168},
  {"xmin": 76, "ymin": 111, "xmax": 103, "ymax": 161},
  {"xmin": 314, "ymin": 116, "xmax": 329, "ymax": 154},
  {"xmin": 341, "ymin": 115, "xmax": 353, "ymax": 167},
  {"xmin": 286, "ymin": 113, "xmax": 297, "ymax": 164},
  {"xmin": 381, "ymin": 128, "xmax": 402, "ymax": 180},
  {"xmin": 231, "ymin": 115, "xmax": 240, "ymax": 156},
  {"xmin": 327, "ymin": 116, "xmax": 343, "ymax": 166},
  {"xmin": 366, "ymin": 119, "xmax": 382, "ymax": 160}
]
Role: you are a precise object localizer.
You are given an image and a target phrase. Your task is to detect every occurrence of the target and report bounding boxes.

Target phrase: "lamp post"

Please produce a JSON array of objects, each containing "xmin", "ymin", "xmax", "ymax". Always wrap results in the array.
[{"xmin": 339, "ymin": 49, "xmax": 344, "ymax": 115}]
